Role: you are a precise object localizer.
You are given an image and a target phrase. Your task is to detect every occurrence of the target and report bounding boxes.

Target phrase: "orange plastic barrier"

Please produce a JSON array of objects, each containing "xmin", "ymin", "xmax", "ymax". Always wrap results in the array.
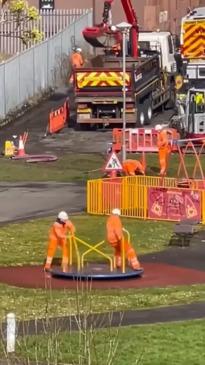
[
  {"xmin": 48, "ymin": 100, "xmax": 69, "ymax": 134},
  {"xmin": 112, "ymin": 128, "xmax": 180, "ymax": 153}
]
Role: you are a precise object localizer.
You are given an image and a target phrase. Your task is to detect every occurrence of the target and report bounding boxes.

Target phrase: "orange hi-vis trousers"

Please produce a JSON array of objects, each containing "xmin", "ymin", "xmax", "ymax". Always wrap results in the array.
[
  {"xmin": 158, "ymin": 146, "xmax": 171, "ymax": 176},
  {"xmin": 44, "ymin": 220, "xmax": 75, "ymax": 272},
  {"xmin": 45, "ymin": 238, "xmax": 68, "ymax": 271},
  {"xmin": 110, "ymin": 239, "xmax": 141, "ymax": 270}
]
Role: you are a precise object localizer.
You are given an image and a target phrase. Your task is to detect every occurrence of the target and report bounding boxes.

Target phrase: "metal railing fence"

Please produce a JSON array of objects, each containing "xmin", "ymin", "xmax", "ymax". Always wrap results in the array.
[
  {"xmin": 0, "ymin": 10, "xmax": 92, "ymax": 119},
  {"xmin": 0, "ymin": 8, "xmax": 91, "ymax": 55},
  {"xmin": 87, "ymin": 175, "xmax": 205, "ymax": 223}
]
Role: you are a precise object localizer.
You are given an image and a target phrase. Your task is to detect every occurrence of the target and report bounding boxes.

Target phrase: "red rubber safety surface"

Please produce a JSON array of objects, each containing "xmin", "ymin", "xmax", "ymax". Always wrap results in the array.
[{"xmin": 1, "ymin": 262, "xmax": 205, "ymax": 290}]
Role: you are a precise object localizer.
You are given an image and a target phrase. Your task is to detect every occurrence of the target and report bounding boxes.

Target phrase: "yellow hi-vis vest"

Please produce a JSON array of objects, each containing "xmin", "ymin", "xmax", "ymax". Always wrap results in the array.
[{"xmin": 195, "ymin": 93, "xmax": 205, "ymax": 105}]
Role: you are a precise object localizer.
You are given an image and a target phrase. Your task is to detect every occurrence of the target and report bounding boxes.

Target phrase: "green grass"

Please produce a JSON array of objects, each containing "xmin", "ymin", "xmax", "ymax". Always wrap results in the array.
[
  {"xmin": 0, "ymin": 152, "xmax": 203, "ymax": 182},
  {"xmin": 0, "ymin": 153, "xmax": 104, "ymax": 182},
  {"xmin": 0, "ymin": 216, "xmax": 205, "ymax": 321},
  {"xmin": 6, "ymin": 320, "xmax": 205, "ymax": 365},
  {"xmin": 0, "ymin": 283, "xmax": 205, "ymax": 321},
  {"xmin": 144, "ymin": 152, "xmax": 205, "ymax": 179},
  {"xmin": 0, "ymin": 215, "xmax": 174, "ymax": 265}
]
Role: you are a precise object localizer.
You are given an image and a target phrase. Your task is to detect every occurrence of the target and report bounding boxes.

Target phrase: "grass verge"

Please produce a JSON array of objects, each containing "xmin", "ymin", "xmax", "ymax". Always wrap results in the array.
[
  {"xmin": 0, "ymin": 152, "xmax": 203, "ymax": 182},
  {"xmin": 1, "ymin": 283, "xmax": 205, "ymax": 321},
  {"xmin": 3, "ymin": 320, "xmax": 205, "ymax": 365},
  {"xmin": 0, "ymin": 215, "xmax": 174, "ymax": 266},
  {"xmin": 0, "ymin": 153, "xmax": 104, "ymax": 182}
]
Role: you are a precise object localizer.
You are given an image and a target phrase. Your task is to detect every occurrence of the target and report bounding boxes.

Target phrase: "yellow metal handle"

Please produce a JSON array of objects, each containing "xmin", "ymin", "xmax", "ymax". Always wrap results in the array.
[{"xmin": 121, "ymin": 228, "xmax": 131, "ymax": 273}]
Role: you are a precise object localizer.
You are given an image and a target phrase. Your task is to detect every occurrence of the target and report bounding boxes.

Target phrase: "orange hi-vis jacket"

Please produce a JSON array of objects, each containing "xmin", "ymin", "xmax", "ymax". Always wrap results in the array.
[
  {"xmin": 157, "ymin": 129, "xmax": 171, "ymax": 152},
  {"xmin": 71, "ymin": 52, "xmax": 84, "ymax": 68},
  {"xmin": 106, "ymin": 215, "xmax": 123, "ymax": 245},
  {"xmin": 122, "ymin": 159, "xmax": 145, "ymax": 176},
  {"xmin": 49, "ymin": 220, "xmax": 75, "ymax": 245}
]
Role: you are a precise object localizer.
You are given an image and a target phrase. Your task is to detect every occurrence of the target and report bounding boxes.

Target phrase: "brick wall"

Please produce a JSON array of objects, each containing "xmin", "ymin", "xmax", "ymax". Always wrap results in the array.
[{"xmin": 28, "ymin": 0, "xmax": 205, "ymax": 35}]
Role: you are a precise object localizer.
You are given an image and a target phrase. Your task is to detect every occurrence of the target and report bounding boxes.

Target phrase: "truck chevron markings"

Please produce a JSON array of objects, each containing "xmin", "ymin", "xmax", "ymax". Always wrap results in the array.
[
  {"xmin": 182, "ymin": 21, "xmax": 205, "ymax": 58},
  {"xmin": 76, "ymin": 71, "xmax": 131, "ymax": 88}
]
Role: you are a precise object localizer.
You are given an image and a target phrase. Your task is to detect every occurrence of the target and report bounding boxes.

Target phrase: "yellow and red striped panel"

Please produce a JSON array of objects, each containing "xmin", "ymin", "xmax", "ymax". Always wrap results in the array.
[
  {"xmin": 182, "ymin": 20, "xmax": 205, "ymax": 58},
  {"xmin": 76, "ymin": 71, "xmax": 131, "ymax": 88}
]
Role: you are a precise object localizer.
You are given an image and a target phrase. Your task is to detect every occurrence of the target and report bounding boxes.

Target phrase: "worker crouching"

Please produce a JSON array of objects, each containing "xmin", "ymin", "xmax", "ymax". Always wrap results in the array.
[
  {"xmin": 106, "ymin": 209, "xmax": 142, "ymax": 270},
  {"xmin": 122, "ymin": 159, "xmax": 145, "ymax": 176},
  {"xmin": 44, "ymin": 211, "xmax": 75, "ymax": 273},
  {"xmin": 155, "ymin": 124, "xmax": 171, "ymax": 176}
]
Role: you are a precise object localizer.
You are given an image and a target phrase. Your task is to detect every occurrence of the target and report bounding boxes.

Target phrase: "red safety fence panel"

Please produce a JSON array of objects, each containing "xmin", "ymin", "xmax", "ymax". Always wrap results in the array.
[
  {"xmin": 48, "ymin": 100, "xmax": 69, "ymax": 134},
  {"xmin": 148, "ymin": 187, "xmax": 202, "ymax": 221},
  {"xmin": 112, "ymin": 128, "xmax": 180, "ymax": 153}
]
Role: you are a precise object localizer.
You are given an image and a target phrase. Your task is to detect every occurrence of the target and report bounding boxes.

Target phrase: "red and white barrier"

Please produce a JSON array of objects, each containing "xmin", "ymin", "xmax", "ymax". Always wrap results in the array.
[{"xmin": 112, "ymin": 128, "xmax": 180, "ymax": 153}]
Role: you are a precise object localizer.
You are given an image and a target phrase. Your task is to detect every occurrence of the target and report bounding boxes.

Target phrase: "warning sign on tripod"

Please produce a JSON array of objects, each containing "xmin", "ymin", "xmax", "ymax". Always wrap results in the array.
[{"xmin": 104, "ymin": 152, "xmax": 123, "ymax": 172}]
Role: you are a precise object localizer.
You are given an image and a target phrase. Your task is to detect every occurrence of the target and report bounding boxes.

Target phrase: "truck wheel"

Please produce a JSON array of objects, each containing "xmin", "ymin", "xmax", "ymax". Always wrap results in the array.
[
  {"xmin": 145, "ymin": 97, "xmax": 152, "ymax": 124},
  {"xmin": 136, "ymin": 97, "xmax": 152, "ymax": 126},
  {"xmin": 139, "ymin": 110, "xmax": 145, "ymax": 126},
  {"xmin": 136, "ymin": 103, "xmax": 145, "ymax": 127}
]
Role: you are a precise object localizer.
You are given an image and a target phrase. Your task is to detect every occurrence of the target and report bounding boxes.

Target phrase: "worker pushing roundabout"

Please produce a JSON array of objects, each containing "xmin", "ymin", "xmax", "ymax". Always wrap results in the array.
[
  {"xmin": 44, "ymin": 210, "xmax": 143, "ymax": 280},
  {"xmin": 44, "ymin": 211, "xmax": 76, "ymax": 273},
  {"xmin": 106, "ymin": 208, "xmax": 142, "ymax": 270}
]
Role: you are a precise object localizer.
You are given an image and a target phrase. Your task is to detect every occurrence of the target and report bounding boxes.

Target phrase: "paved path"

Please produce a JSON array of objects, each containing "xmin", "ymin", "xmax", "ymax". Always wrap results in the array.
[
  {"xmin": 0, "ymin": 182, "xmax": 85, "ymax": 224},
  {"xmin": 2, "ymin": 301, "xmax": 205, "ymax": 338}
]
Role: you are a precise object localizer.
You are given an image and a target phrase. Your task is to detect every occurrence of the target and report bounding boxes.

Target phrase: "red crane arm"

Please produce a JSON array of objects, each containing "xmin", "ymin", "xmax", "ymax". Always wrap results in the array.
[
  {"xmin": 121, "ymin": 0, "xmax": 139, "ymax": 58},
  {"xmin": 121, "ymin": 0, "xmax": 138, "ymax": 26},
  {"xmin": 82, "ymin": 0, "xmax": 139, "ymax": 57}
]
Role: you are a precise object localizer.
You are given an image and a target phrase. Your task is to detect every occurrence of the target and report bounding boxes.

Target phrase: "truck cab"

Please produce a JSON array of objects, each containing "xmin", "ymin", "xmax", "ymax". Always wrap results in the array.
[
  {"xmin": 185, "ymin": 88, "xmax": 205, "ymax": 138},
  {"xmin": 138, "ymin": 32, "xmax": 176, "ymax": 74},
  {"xmin": 173, "ymin": 88, "xmax": 205, "ymax": 139}
]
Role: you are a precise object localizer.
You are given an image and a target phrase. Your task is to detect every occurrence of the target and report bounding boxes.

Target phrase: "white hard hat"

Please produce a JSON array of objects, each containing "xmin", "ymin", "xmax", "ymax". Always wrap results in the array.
[
  {"xmin": 58, "ymin": 211, "xmax": 69, "ymax": 222},
  {"xmin": 112, "ymin": 208, "xmax": 121, "ymax": 216},
  {"xmin": 111, "ymin": 25, "xmax": 117, "ymax": 31},
  {"xmin": 155, "ymin": 124, "xmax": 163, "ymax": 131},
  {"xmin": 76, "ymin": 47, "xmax": 82, "ymax": 52}
]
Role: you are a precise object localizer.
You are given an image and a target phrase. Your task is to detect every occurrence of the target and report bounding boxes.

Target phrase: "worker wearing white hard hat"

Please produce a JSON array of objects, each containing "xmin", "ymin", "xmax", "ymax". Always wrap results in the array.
[
  {"xmin": 155, "ymin": 124, "xmax": 163, "ymax": 131},
  {"xmin": 112, "ymin": 208, "xmax": 121, "ymax": 215},
  {"xmin": 44, "ymin": 211, "xmax": 76, "ymax": 272},
  {"xmin": 69, "ymin": 46, "xmax": 85, "ymax": 84},
  {"xmin": 106, "ymin": 209, "xmax": 142, "ymax": 270},
  {"xmin": 155, "ymin": 124, "xmax": 171, "ymax": 176}
]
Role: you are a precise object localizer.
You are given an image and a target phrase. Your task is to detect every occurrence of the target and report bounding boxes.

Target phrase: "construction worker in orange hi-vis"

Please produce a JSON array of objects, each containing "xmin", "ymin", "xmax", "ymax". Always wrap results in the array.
[
  {"xmin": 155, "ymin": 124, "xmax": 171, "ymax": 176},
  {"xmin": 71, "ymin": 47, "xmax": 84, "ymax": 69},
  {"xmin": 112, "ymin": 42, "xmax": 122, "ymax": 56},
  {"xmin": 122, "ymin": 159, "xmax": 145, "ymax": 176},
  {"xmin": 106, "ymin": 208, "xmax": 142, "ymax": 270},
  {"xmin": 69, "ymin": 47, "xmax": 85, "ymax": 84},
  {"xmin": 44, "ymin": 211, "xmax": 75, "ymax": 273}
]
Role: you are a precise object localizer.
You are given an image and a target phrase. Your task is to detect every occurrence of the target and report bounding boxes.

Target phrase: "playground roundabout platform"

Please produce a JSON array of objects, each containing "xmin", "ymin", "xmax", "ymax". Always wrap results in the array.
[
  {"xmin": 1, "ymin": 231, "xmax": 205, "ymax": 290},
  {"xmin": 1, "ymin": 252, "xmax": 205, "ymax": 290},
  {"xmin": 51, "ymin": 263, "xmax": 144, "ymax": 281}
]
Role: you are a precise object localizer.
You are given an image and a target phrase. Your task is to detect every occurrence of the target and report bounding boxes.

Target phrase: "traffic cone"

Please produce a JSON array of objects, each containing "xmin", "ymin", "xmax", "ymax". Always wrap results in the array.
[{"xmin": 17, "ymin": 135, "xmax": 26, "ymax": 157}]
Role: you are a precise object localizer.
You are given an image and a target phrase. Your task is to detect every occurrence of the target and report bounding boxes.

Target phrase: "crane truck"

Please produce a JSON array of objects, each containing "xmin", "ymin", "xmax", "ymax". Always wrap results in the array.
[{"xmin": 73, "ymin": 0, "xmax": 176, "ymax": 129}]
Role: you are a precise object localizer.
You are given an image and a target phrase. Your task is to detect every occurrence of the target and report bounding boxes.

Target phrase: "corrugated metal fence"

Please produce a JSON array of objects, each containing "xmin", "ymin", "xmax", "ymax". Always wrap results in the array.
[
  {"xmin": 0, "ymin": 10, "xmax": 92, "ymax": 119},
  {"xmin": 0, "ymin": 8, "xmax": 90, "ymax": 55},
  {"xmin": 87, "ymin": 176, "xmax": 205, "ymax": 223}
]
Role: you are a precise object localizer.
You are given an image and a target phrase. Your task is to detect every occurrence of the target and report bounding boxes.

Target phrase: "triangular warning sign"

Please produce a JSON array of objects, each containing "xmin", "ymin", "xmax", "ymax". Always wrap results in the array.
[{"xmin": 104, "ymin": 152, "xmax": 123, "ymax": 171}]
